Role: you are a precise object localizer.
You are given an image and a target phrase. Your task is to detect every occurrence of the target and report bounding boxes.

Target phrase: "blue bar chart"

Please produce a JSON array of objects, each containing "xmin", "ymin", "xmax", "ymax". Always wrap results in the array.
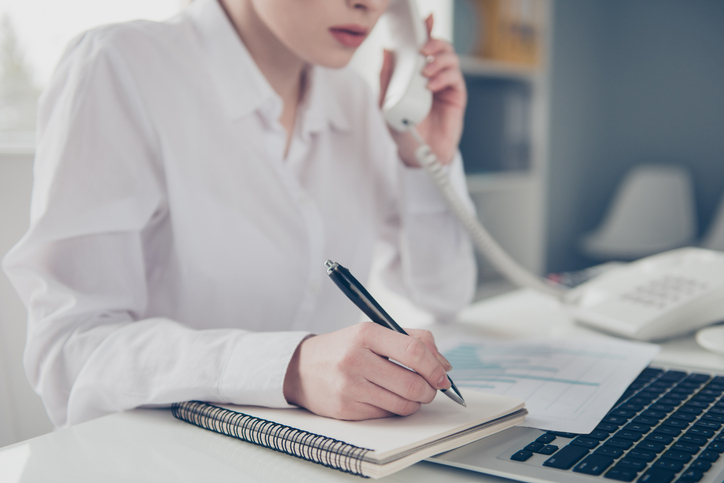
[{"xmin": 442, "ymin": 337, "xmax": 659, "ymax": 433}]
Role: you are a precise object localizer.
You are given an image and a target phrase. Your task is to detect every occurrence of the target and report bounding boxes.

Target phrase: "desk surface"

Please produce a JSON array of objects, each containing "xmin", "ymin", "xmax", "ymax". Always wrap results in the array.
[{"xmin": 2, "ymin": 289, "xmax": 723, "ymax": 483}]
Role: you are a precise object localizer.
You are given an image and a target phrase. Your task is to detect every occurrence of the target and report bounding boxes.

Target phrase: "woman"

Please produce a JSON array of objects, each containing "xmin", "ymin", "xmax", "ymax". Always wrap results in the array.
[{"xmin": 3, "ymin": 0, "xmax": 476, "ymax": 427}]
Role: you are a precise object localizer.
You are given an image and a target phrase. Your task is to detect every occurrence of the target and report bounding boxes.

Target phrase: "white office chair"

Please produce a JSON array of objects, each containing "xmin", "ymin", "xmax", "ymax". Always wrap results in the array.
[
  {"xmin": 580, "ymin": 164, "xmax": 697, "ymax": 261},
  {"xmin": 701, "ymin": 194, "xmax": 724, "ymax": 252}
]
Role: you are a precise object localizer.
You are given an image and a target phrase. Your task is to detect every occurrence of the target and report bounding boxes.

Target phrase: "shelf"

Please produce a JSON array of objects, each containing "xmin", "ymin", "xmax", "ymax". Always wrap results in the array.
[
  {"xmin": 460, "ymin": 57, "xmax": 538, "ymax": 81},
  {"xmin": 465, "ymin": 171, "xmax": 538, "ymax": 194},
  {"xmin": 459, "ymin": 56, "xmax": 539, "ymax": 82}
]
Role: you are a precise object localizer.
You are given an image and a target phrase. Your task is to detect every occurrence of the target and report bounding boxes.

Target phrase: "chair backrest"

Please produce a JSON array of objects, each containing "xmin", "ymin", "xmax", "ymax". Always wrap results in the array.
[
  {"xmin": 581, "ymin": 164, "xmax": 697, "ymax": 260},
  {"xmin": 701, "ymin": 194, "xmax": 724, "ymax": 252}
]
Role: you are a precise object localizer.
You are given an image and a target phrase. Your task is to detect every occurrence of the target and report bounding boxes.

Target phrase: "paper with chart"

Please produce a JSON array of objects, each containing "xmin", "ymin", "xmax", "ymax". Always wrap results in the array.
[{"xmin": 440, "ymin": 337, "xmax": 659, "ymax": 434}]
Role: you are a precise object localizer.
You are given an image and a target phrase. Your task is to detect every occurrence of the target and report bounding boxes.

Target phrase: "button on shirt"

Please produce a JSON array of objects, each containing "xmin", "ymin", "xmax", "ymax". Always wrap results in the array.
[{"xmin": 2, "ymin": 0, "xmax": 476, "ymax": 428}]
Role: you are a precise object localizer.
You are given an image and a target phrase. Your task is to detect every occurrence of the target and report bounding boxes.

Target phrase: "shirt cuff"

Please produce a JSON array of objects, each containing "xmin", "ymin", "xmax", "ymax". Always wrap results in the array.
[
  {"xmin": 399, "ymin": 151, "xmax": 471, "ymax": 214},
  {"xmin": 218, "ymin": 330, "xmax": 311, "ymax": 408}
]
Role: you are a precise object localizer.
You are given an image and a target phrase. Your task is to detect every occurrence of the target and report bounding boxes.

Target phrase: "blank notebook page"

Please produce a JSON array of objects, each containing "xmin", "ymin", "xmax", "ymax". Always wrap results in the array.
[{"xmin": 220, "ymin": 391, "xmax": 524, "ymax": 460}]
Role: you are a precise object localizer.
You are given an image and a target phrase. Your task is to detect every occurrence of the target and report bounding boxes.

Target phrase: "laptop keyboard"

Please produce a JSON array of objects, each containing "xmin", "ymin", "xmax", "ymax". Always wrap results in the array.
[{"xmin": 509, "ymin": 368, "xmax": 724, "ymax": 482}]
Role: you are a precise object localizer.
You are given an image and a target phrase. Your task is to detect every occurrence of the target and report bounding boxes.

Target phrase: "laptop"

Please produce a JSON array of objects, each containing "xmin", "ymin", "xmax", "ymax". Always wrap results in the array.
[{"xmin": 430, "ymin": 363, "xmax": 724, "ymax": 483}]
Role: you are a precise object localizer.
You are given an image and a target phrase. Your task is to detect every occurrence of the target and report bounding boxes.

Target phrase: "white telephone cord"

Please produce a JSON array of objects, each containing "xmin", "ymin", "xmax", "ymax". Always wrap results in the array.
[{"xmin": 407, "ymin": 125, "xmax": 568, "ymax": 301}]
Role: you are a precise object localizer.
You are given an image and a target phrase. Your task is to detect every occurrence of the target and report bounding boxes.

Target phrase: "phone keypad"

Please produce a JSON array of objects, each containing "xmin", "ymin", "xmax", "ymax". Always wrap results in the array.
[{"xmin": 621, "ymin": 275, "xmax": 709, "ymax": 310}]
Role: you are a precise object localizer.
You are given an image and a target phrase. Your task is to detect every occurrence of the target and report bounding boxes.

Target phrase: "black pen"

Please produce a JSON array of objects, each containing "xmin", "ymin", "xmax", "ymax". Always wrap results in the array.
[{"xmin": 324, "ymin": 260, "xmax": 466, "ymax": 407}]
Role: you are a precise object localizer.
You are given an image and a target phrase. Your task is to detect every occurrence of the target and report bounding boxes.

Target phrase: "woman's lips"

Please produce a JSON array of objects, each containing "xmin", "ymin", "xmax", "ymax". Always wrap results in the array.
[{"xmin": 329, "ymin": 25, "xmax": 368, "ymax": 48}]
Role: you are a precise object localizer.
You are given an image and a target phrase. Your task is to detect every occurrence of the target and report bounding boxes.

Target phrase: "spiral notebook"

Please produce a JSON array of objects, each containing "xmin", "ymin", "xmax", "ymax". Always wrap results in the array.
[{"xmin": 172, "ymin": 391, "xmax": 526, "ymax": 479}]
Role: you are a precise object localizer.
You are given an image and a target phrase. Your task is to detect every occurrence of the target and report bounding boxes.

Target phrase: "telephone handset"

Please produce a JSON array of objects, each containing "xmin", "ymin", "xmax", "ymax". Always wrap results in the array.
[
  {"xmin": 381, "ymin": 0, "xmax": 567, "ymax": 300},
  {"xmin": 381, "ymin": 0, "xmax": 432, "ymax": 132},
  {"xmin": 380, "ymin": 0, "xmax": 724, "ymax": 343}
]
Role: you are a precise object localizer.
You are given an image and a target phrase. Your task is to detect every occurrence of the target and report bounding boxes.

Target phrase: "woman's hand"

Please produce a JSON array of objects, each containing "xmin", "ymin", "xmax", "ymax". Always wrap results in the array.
[
  {"xmin": 283, "ymin": 322, "xmax": 453, "ymax": 420},
  {"xmin": 379, "ymin": 15, "xmax": 467, "ymax": 167}
]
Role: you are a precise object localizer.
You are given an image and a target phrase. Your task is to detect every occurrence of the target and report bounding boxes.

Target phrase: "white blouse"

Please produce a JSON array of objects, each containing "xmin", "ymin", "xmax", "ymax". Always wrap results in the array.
[{"xmin": 3, "ymin": 0, "xmax": 476, "ymax": 428}]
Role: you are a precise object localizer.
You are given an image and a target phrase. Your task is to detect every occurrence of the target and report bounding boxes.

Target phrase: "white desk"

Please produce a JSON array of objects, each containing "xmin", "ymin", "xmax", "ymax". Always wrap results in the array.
[{"xmin": 2, "ymin": 289, "xmax": 723, "ymax": 483}]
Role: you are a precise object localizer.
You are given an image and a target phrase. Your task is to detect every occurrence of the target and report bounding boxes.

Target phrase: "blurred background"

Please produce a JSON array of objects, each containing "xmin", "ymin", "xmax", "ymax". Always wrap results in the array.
[{"xmin": 1, "ymin": 0, "xmax": 723, "ymax": 448}]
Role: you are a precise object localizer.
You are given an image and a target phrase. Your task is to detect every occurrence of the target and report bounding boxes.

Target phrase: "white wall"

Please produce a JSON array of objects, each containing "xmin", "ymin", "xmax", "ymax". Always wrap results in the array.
[
  {"xmin": 547, "ymin": 0, "xmax": 724, "ymax": 272},
  {"xmin": 0, "ymin": 344, "xmax": 16, "ymax": 446},
  {"xmin": 0, "ymin": 153, "xmax": 53, "ymax": 446}
]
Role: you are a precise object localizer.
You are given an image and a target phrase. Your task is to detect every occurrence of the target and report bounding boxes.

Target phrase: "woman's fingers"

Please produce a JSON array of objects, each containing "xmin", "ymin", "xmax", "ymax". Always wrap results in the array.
[
  {"xmin": 282, "ymin": 323, "xmax": 449, "ymax": 421},
  {"xmin": 421, "ymin": 37, "xmax": 454, "ymax": 58},
  {"xmin": 360, "ymin": 323, "xmax": 450, "ymax": 392},
  {"xmin": 378, "ymin": 49, "xmax": 395, "ymax": 108},
  {"xmin": 422, "ymin": 50, "xmax": 459, "ymax": 78},
  {"xmin": 427, "ymin": 67, "xmax": 464, "ymax": 94},
  {"xmin": 406, "ymin": 328, "xmax": 453, "ymax": 372},
  {"xmin": 363, "ymin": 351, "xmax": 437, "ymax": 405},
  {"xmin": 357, "ymin": 377, "xmax": 423, "ymax": 417}
]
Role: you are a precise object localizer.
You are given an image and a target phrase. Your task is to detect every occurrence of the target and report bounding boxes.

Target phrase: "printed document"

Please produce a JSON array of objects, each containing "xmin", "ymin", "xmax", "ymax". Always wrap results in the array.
[{"xmin": 440, "ymin": 337, "xmax": 659, "ymax": 433}]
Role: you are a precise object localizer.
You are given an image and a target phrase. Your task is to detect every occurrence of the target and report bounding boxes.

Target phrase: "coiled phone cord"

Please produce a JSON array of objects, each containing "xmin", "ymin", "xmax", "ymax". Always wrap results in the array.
[{"xmin": 407, "ymin": 125, "xmax": 568, "ymax": 301}]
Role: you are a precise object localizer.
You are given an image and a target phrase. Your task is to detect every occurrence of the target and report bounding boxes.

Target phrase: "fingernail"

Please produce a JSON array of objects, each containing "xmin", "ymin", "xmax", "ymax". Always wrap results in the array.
[
  {"xmin": 437, "ymin": 354, "xmax": 452, "ymax": 371},
  {"xmin": 437, "ymin": 374, "xmax": 450, "ymax": 390}
]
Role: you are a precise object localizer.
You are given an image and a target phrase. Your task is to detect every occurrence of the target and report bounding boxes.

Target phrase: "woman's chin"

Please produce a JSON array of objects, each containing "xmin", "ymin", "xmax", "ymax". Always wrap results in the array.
[{"xmin": 307, "ymin": 50, "xmax": 356, "ymax": 70}]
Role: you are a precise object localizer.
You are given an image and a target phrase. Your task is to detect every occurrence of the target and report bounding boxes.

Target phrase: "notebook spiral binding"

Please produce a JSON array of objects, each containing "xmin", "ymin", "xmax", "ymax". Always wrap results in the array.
[{"xmin": 172, "ymin": 401, "xmax": 372, "ymax": 477}]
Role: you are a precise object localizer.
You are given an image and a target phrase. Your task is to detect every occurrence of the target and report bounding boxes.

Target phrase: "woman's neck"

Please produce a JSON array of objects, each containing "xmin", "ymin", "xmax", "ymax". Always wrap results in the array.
[{"xmin": 220, "ymin": 0, "xmax": 306, "ymax": 154}]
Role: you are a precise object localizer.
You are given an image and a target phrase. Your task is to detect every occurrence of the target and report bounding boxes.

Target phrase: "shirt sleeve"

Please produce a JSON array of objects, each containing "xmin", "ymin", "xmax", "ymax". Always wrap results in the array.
[
  {"xmin": 374, "ymin": 130, "xmax": 478, "ymax": 321},
  {"xmin": 2, "ymin": 29, "xmax": 307, "ymax": 428}
]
